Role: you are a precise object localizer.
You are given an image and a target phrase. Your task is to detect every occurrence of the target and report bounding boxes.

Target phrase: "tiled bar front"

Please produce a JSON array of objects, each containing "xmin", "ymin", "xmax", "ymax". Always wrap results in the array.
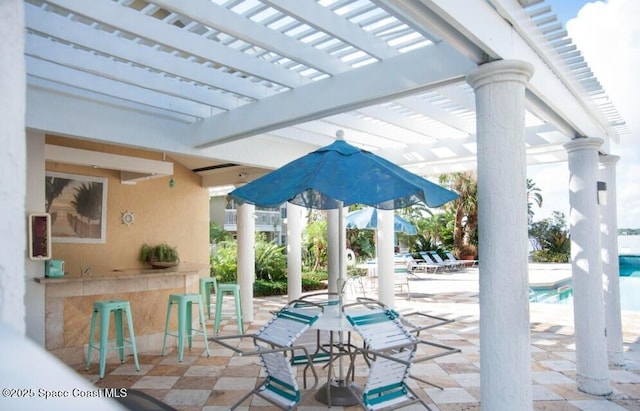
[{"xmin": 35, "ymin": 264, "xmax": 208, "ymax": 365}]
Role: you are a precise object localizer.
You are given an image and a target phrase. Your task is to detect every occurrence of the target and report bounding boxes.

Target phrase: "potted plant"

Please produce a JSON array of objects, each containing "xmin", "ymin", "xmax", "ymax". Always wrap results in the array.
[
  {"xmin": 456, "ymin": 243, "xmax": 477, "ymax": 261},
  {"xmin": 139, "ymin": 243, "xmax": 179, "ymax": 268}
]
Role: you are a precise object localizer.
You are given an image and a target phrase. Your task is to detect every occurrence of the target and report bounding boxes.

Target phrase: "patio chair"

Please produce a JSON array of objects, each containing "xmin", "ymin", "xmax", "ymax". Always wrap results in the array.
[
  {"xmin": 394, "ymin": 266, "xmax": 411, "ymax": 300},
  {"xmin": 343, "ymin": 300, "xmax": 432, "ymax": 410},
  {"xmin": 399, "ymin": 311, "xmax": 461, "ymax": 389},
  {"xmin": 419, "ymin": 252, "xmax": 449, "ymax": 273},
  {"xmin": 430, "ymin": 251, "xmax": 464, "ymax": 271},
  {"xmin": 209, "ymin": 299, "xmax": 325, "ymax": 410},
  {"xmin": 403, "ymin": 253, "xmax": 440, "ymax": 274}
]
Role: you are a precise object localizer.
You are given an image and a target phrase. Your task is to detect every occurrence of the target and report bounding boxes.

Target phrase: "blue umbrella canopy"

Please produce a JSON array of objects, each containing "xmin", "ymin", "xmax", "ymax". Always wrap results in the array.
[
  {"xmin": 346, "ymin": 207, "xmax": 418, "ymax": 235},
  {"xmin": 231, "ymin": 137, "xmax": 459, "ymax": 209}
]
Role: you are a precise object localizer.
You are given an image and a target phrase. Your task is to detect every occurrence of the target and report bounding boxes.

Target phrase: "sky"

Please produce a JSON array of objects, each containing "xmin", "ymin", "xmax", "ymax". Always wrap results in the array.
[{"xmin": 526, "ymin": 0, "xmax": 640, "ymax": 229}]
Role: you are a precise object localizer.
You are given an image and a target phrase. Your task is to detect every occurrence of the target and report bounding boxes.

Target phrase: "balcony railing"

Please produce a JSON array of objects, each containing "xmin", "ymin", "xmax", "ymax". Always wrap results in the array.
[{"xmin": 224, "ymin": 209, "xmax": 282, "ymax": 232}]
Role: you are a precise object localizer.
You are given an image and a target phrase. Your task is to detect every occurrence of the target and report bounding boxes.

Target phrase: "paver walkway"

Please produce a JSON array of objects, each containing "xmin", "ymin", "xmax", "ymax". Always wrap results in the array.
[{"xmin": 78, "ymin": 265, "xmax": 640, "ymax": 410}]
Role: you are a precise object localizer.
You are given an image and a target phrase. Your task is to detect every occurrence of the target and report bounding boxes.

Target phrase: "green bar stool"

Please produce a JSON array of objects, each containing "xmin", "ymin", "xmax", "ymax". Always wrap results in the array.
[
  {"xmin": 161, "ymin": 293, "xmax": 211, "ymax": 362},
  {"xmin": 213, "ymin": 283, "xmax": 243, "ymax": 334},
  {"xmin": 86, "ymin": 299, "xmax": 140, "ymax": 379},
  {"xmin": 199, "ymin": 277, "xmax": 218, "ymax": 319}
]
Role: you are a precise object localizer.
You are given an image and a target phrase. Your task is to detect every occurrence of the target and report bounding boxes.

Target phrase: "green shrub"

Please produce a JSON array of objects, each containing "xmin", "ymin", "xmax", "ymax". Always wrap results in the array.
[
  {"xmin": 255, "ymin": 238, "xmax": 287, "ymax": 281},
  {"xmin": 210, "ymin": 236, "xmax": 288, "ymax": 282},
  {"xmin": 530, "ymin": 250, "xmax": 569, "ymax": 263},
  {"xmin": 254, "ymin": 279, "xmax": 288, "ymax": 296},
  {"xmin": 210, "ymin": 240, "xmax": 238, "ymax": 282},
  {"xmin": 252, "ymin": 274, "xmax": 327, "ymax": 297}
]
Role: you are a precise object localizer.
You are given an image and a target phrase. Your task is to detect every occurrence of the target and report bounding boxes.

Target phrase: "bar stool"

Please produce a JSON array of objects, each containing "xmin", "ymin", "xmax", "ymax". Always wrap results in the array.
[
  {"xmin": 86, "ymin": 299, "xmax": 140, "ymax": 379},
  {"xmin": 213, "ymin": 283, "xmax": 243, "ymax": 334},
  {"xmin": 199, "ymin": 277, "xmax": 218, "ymax": 319},
  {"xmin": 162, "ymin": 293, "xmax": 211, "ymax": 362}
]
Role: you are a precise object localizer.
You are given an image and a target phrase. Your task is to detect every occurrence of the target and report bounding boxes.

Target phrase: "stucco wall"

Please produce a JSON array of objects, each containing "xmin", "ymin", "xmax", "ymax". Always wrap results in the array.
[{"xmin": 44, "ymin": 136, "xmax": 210, "ymax": 276}]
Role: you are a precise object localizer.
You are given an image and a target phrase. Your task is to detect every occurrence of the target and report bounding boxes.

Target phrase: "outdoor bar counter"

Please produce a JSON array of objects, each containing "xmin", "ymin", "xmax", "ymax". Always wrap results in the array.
[{"xmin": 35, "ymin": 263, "xmax": 209, "ymax": 365}]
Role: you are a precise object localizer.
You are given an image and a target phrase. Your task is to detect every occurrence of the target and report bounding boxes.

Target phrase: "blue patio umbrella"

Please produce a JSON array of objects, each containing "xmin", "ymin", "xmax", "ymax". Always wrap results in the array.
[
  {"xmin": 346, "ymin": 207, "xmax": 418, "ymax": 235},
  {"xmin": 230, "ymin": 132, "xmax": 457, "ymax": 299},
  {"xmin": 230, "ymin": 135, "xmax": 459, "ymax": 210}
]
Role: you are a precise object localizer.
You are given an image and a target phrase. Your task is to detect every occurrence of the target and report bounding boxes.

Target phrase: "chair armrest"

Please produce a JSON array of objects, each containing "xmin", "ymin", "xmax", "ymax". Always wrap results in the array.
[
  {"xmin": 411, "ymin": 339, "xmax": 461, "ymax": 363},
  {"xmin": 400, "ymin": 311, "xmax": 455, "ymax": 335},
  {"xmin": 352, "ymin": 340, "xmax": 419, "ymax": 366}
]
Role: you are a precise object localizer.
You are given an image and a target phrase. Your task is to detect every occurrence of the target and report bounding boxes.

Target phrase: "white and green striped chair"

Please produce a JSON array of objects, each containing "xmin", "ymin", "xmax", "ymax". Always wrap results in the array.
[
  {"xmin": 344, "ymin": 300, "xmax": 431, "ymax": 411},
  {"xmin": 210, "ymin": 299, "xmax": 324, "ymax": 410}
]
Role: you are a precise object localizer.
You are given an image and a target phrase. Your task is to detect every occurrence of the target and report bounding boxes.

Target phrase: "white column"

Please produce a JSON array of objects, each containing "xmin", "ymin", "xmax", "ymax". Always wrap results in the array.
[
  {"xmin": 599, "ymin": 154, "xmax": 624, "ymax": 365},
  {"xmin": 564, "ymin": 138, "xmax": 611, "ymax": 395},
  {"xmin": 377, "ymin": 209, "xmax": 395, "ymax": 307},
  {"xmin": 237, "ymin": 203, "xmax": 255, "ymax": 322},
  {"xmin": 467, "ymin": 60, "xmax": 533, "ymax": 411},
  {"xmin": 0, "ymin": 0, "xmax": 26, "ymax": 334},
  {"xmin": 286, "ymin": 203, "xmax": 303, "ymax": 300},
  {"xmin": 327, "ymin": 208, "xmax": 339, "ymax": 294}
]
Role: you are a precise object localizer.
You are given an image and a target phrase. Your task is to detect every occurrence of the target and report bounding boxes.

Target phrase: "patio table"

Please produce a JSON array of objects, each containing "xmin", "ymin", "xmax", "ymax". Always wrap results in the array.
[{"xmin": 310, "ymin": 303, "xmax": 362, "ymax": 407}]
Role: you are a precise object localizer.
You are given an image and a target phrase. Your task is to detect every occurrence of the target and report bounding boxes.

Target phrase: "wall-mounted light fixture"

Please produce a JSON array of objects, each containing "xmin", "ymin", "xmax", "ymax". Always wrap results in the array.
[{"xmin": 597, "ymin": 181, "xmax": 607, "ymax": 205}]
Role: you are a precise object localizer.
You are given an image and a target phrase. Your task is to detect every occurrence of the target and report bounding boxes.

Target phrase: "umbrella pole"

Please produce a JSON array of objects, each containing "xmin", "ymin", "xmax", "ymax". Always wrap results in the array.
[{"xmin": 337, "ymin": 201, "xmax": 346, "ymax": 383}]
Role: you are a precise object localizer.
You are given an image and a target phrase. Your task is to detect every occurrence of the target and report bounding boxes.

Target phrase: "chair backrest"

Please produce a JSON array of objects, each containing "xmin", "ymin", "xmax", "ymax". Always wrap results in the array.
[
  {"xmin": 428, "ymin": 251, "xmax": 446, "ymax": 264},
  {"xmin": 445, "ymin": 251, "xmax": 458, "ymax": 262},
  {"xmin": 253, "ymin": 301, "xmax": 324, "ymax": 409},
  {"xmin": 257, "ymin": 301, "xmax": 323, "ymax": 347},
  {"xmin": 419, "ymin": 251, "xmax": 439, "ymax": 265},
  {"xmin": 345, "ymin": 303, "xmax": 420, "ymax": 410}
]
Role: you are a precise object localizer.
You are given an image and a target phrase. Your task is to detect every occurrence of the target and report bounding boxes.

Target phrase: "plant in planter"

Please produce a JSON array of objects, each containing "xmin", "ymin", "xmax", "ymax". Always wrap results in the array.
[
  {"xmin": 455, "ymin": 243, "xmax": 477, "ymax": 260},
  {"xmin": 140, "ymin": 243, "xmax": 179, "ymax": 268}
]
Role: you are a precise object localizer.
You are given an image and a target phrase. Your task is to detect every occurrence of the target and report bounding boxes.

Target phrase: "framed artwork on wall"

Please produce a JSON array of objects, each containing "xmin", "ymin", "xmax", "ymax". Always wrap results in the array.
[
  {"xmin": 28, "ymin": 213, "xmax": 51, "ymax": 260},
  {"xmin": 45, "ymin": 172, "xmax": 108, "ymax": 243}
]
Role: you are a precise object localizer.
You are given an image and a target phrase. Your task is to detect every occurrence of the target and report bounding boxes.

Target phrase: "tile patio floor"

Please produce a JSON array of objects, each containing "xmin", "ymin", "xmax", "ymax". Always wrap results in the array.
[{"xmin": 76, "ymin": 266, "xmax": 640, "ymax": 410}]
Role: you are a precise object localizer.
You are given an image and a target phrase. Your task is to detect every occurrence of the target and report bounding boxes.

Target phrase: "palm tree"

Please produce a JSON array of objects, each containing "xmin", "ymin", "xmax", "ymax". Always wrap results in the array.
[
  {"xmin": 439, "ymin": 172, "xmax": 478, "ymax": 250},
  {"xmin": 527, "ymin": 178, "xmax": 543, "ymax": 224},
  {"xmin": 303, "ymin": 219, "xmax": 327, "ymax": 272}
]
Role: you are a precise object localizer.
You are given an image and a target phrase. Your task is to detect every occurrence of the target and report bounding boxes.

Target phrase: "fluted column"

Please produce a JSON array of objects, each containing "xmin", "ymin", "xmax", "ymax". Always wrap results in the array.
[
  {"xmin": 287, "ymin": 203, "xmax": 303, "ymax": 300},
  {"xmin": 599, "ymin": 154, "xmax": 624, "ymax": 365},
  {"xmin": 376, "ymin": 209, "xmax": 395, "ymax": 307},
  {"xmin": 237, "ymin": 203, "xmax": 255, "ymax": 321},
  {"xmin": 0, "ymin": 0, "xmax": 26, "ymax": 334},
  {"xmin": 467, "ymin": 59, "xmax": 533, "ymax": 411},
  {"xmin": 564, "ymin": 138, "xmax": 611, "ymax": 394}
]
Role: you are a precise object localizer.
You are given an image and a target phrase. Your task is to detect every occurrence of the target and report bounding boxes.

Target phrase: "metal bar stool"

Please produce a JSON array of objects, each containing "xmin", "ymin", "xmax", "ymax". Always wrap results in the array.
[
  {"xmin": 213, "ymin": 283, "xmax": 243, "ymax": 334},
  {"xmin": 161, "ymin": 293, "xmax": 211, "ymax": 362},
  {"xmin": 86, "ymin": 299, "xmax": 140, "ymax": 379},
  {"xmin": 199, "ymin": 277, "xmax": 218, "ymax": 319}
]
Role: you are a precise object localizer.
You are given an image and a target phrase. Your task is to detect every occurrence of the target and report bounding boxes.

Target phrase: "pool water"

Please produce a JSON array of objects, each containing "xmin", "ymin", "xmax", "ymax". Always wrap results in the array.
[{"xmin": 529, "ymin": 255, "xmax": 640, "ymax": 312}]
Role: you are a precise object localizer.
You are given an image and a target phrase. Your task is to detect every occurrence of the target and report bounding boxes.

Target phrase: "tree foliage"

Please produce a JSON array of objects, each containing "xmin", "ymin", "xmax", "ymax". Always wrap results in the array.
[
  {"xmin": 210, "ymin": 234, "xmax": 287, "ymax": 282},
  {"xmin": 529, "ymin": 211, "xmax": 570, "ymax": 263},
  {"xmin": 438, "ymin": 172, "xmax": 478, "ymax": 252},
  {"xmin": 210, "ymin": 221, "xmax": 231, "ymax": 243},
  {"xmin": 527, "ymin": 178, "xmax": 543, "ymax": 224},
  {"xmin": 302, "ymin": 218, "xmax": 327, "ymax": 271}
]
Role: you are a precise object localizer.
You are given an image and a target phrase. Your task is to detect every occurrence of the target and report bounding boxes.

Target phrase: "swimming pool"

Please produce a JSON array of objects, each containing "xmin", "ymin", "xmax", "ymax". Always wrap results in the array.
[{"xmin": 529, "ymin": 255, "xmax": 640, "ymax": 311}]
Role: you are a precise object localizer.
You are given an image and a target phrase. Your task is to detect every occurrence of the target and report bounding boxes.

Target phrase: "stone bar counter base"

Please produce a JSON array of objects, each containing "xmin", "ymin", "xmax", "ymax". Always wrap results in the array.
[{"xmin": 35, "ymin": 263, "xmax": 209, "ymax": 366}]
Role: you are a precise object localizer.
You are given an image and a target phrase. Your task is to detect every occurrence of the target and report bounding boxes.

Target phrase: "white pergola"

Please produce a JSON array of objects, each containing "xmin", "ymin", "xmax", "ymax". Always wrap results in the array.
[
  {"xmin": 24, "ymin": 0, "xmax": 626, "ymax": 180},
  {"xmin": 2, "ymin": 0, "xmax": 628, "ymax": 409}
]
